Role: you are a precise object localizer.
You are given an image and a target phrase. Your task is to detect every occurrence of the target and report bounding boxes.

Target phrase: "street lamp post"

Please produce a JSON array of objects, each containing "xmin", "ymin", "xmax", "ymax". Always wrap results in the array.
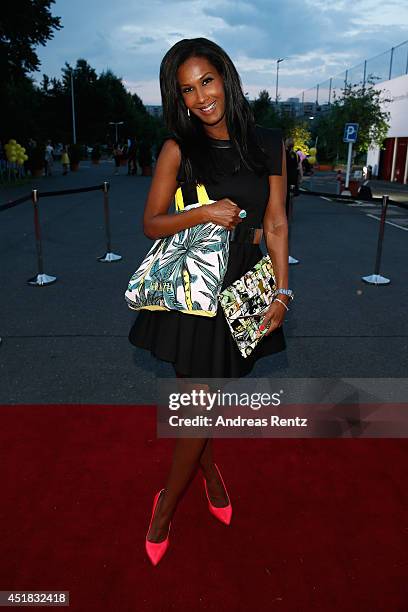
[
  {"xmin": 275, "ymin": 58, "xmax": 285, "ymax": 106},
  {"xmin": 109, "ymin": 121, "xmax": 124, "ymax": 143}
]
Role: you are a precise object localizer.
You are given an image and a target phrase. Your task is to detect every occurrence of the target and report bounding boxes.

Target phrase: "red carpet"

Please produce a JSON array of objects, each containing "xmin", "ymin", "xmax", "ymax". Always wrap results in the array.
[{"xmin": 0, "ymin": 405, "xmax": 407, "ymax": 611}]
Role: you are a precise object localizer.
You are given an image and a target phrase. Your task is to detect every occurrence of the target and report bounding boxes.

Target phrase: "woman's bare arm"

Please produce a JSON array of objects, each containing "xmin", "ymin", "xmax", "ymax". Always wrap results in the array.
[
  {"xmin": 143, "ymin": 139, "xmax": 242, "ymax": 239},
  {"xmin": 261, "ymin": 142, "xmax": 290, "ymax": 334},
  {"xmin": 263, "ymin": 142, "xmax": 289, "ymax": 291}
]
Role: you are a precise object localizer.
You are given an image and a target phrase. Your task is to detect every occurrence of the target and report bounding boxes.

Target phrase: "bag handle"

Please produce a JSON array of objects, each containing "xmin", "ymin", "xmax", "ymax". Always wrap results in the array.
[
  {"xmin": 174, "ymin": 183, "xmax": 211, "ymax": 212},
  {"xmin": 196, "ymin": 184, "xmax": 211, "ymax": 204}
]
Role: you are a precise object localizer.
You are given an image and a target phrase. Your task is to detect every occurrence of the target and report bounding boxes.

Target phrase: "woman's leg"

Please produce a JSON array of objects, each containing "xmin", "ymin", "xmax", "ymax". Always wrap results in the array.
[
  {"xmin": 199, "ymin": 439, "xmax": 230, "ymax": 507},
  {"xmin": 147, "ymin": 373, "xmax": 229, "ymax": 542},
  {"xmin": 147, "ymin": 437, "xmax": 209, "ymax": 543}
]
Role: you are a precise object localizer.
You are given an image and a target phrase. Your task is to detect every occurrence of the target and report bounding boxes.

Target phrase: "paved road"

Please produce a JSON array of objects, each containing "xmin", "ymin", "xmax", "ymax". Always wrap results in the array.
[
  {"xmin": 303, "ymin": 172, "xmax": 408, "ymax": 205},
  {"xmin": 302, "ymin": 172, "xmax": 408, "ymax": 230},
  {"xmin": 1, "ymin": 161, "xmax": 407, "ymax": 404}
]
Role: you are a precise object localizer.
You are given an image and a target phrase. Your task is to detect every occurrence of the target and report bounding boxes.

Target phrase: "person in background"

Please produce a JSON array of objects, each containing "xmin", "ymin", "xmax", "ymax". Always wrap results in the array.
[
  {"xmin": 112, "ymin": 142, "xmax": 122, "ymax": 175},
  {"xmin": 61, "ymin": 146, "xmax": 70, "ymax": 176},
  {"xmin": 336, "ymin": 169, "xmax": 344, "ymax": 194},
  {"xmin": 303, "ymin": 157, "xmax": 314, "ymax": 176},
  {"xmin": 285, "ymin": 138, "xmax": 299, "ymax": 217},
  {"xmin": 54, "ymin": 142, "xmax": 63, "ymax": 161},
  {"xmin": 45, "ymin": 140, "xmax": 54, "ymax": 177},
  {"xmin": 295, "ymin": 149, "xmax": 304, "ymax": 184},
  {"xmin": 127, "ymin": 137, "xmax": 138, "ymax": 175},
  {"xmin": 121, "ymin": 142, "xmax": 128, "ymax": 169},
  {"xmin": 138, "ymin": 140, "xmax": 153, "ymax": 176}
]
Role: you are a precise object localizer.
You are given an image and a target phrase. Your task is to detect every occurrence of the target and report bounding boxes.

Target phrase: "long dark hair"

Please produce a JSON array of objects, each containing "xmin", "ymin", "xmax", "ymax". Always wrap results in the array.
[{"xmin": 159, "ymin": 37, "xmax": 268, "ymax": 183}]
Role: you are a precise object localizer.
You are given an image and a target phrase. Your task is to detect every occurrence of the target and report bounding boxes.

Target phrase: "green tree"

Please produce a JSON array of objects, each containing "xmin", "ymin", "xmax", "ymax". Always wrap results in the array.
[
  {"xmin": 1, "ymin": 76, "xmax": 43, "ymax": 141},
  {"xmin": 251, "ymin": 90, "xmax": 296, "ymax": 136},
  {"xmin": 0, "ymin": 1, "xmax": 62, "ymax": 143},
  {"xmin": 2, "ymin": 46, "xmax": 165, "ymax": 152},
  {"xmin": 315, "ymin": 83, "xmax": 390, "ymax": 162},
  {"xmin": 252, "ymin": 90, "xmax": 275, "ymax": 125},
  {"xmin": 37, "ymin": 61, "xmax": 164, "ymax": 146},
  {"xmin": 0, "ymin": 0, "xmax": 62, "ymax": 81}
]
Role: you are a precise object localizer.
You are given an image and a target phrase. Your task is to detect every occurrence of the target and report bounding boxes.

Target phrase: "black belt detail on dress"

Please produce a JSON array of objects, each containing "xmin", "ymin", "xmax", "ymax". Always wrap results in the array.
[{"xmin": 229, "ymin": 226, "xmax": 262, "ymax": 243}]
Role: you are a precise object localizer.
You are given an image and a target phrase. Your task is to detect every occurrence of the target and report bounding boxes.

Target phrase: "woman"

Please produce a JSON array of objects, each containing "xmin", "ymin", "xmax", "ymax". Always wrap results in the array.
[
  {"xmin": 61, "ymin": 146, "xmax": 70, "ymax": 176},
  {"xmin": 112, "ymin": 142, "xmax": 122, "ymax": 175},
  {"xmin": 44, "ymin": 140, "xmax": 54, "ymax": 177},
  {"xmin": 128, "ymin": 38, "xmax": 292, "ymax": 565}
]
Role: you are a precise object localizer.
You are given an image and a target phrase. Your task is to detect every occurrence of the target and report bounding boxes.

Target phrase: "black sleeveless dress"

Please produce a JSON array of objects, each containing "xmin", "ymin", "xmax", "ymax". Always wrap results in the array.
[{"xmin": 128, "ymin": 127, "xmax": 286, "ymax": 377}]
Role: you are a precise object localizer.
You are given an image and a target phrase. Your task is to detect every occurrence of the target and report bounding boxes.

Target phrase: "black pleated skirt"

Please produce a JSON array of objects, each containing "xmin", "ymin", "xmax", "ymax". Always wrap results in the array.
[{"xmin": 128, "ymin": 243, "xmax": 286, "ymax": 378}]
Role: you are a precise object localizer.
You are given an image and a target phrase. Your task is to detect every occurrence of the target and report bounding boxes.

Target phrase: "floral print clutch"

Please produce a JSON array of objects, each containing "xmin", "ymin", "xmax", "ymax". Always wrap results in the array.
[{"xmin": 218, "ymin": 255, "xmax": 276, "ymax": 358}]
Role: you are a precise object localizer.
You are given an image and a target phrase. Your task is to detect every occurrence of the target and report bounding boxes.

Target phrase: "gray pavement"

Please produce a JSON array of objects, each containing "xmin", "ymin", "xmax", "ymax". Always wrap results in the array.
[{"xmin": 1, "ymin": 160, "xmax": 407, "ymax": 404}]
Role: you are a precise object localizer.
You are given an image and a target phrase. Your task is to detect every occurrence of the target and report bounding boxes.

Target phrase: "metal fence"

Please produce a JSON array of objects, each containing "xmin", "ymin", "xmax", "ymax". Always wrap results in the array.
[{"xmin": 296, "ymin": 39, "xmax": 408, "ymax": 108}]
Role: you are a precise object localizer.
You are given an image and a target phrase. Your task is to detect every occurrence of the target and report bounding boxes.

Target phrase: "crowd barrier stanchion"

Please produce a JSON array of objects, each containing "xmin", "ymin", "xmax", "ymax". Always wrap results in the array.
[
  {"xmin": 362, "ymin": 195, "xmax": 390, "ymax": 285},
  {"xmin": 98, "ymin": 181, "xmax": 122, "ymax": 262},
  {"xmin": 288, "ymin": 185, "xmax": 299, "ymax": 265},
  {"xmin": 27, "ymin": 189, "xmax": 57, "ymax": 286}
]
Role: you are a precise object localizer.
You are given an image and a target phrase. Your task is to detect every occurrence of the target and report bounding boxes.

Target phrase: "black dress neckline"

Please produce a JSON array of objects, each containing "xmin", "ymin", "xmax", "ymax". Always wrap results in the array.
[{"xmin": 208, "ymin": 136, "xmax": 232, "ymax": 148}]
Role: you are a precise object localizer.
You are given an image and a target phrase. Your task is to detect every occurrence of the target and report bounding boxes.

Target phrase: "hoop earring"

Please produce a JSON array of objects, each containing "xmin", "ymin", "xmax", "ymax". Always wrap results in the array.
[{"xmin": 187, "ymin": 108, "xmax": 191, "ymax": 118}]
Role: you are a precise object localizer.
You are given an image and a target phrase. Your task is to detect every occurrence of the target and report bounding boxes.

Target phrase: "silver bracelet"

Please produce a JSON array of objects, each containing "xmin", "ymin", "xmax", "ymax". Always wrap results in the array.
[
  {"xmin": 273, "ymin": 297, "xmax": 289, "ymax": 311},
  {"xmin": 274, "ymin": 288, "xmax": 294, "ymax": 300}
]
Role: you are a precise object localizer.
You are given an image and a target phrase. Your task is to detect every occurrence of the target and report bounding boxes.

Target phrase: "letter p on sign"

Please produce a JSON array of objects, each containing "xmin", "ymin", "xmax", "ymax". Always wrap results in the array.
[{"xmin": 343, "ymin": 123, "xmax": 359, "ymax": 143}]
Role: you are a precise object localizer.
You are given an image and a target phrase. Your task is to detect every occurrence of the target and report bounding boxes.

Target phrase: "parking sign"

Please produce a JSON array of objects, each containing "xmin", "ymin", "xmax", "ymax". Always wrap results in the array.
[{"xmin": 343, "ymin": 123, "xmax": 359, "ymax": 143}]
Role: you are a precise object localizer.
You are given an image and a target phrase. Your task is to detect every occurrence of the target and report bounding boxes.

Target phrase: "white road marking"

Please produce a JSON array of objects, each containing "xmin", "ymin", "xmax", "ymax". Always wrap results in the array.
[
  {"xmin": 366, "ymin": 214, "xmax": 408, "ymax": 231},
  {"xmin": 318, "ymin": 194, "xmax": 408, "ymax": 229},
  {"xmin": 347, "ymin": 202, "xmax": 378, "ymax": 207}
]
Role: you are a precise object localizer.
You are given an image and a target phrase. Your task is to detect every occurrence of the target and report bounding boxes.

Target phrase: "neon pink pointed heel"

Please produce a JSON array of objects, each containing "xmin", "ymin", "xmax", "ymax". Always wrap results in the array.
[
  {"xmin": 145, "ymin": 489, "xmax": 171, "ymax": 566},
  {"xmin": 203, "ymin": 463, "xmax": 232, "ymax": 525}
]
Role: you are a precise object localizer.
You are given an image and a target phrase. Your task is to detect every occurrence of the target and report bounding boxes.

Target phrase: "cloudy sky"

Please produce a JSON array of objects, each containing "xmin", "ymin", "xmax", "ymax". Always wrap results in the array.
[{"xmin": 34, "ymin": 0, "xmax": 408, "ymax": 104}]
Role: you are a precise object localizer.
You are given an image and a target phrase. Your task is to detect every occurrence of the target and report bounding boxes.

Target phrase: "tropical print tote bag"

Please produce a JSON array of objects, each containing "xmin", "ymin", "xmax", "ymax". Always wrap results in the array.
[{"xmin": 125, "ymin": 184, "xmax": 229, "ymax": 317}]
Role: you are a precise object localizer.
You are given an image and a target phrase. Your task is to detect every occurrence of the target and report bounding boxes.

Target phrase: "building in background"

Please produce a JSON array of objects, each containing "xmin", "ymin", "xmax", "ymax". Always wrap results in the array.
[
  {"xmin": 293, "ymin": 39, "xmax": 408, "ymax": 183},
  {"xmin": 367, "ymin": 74, "xmax": 408, "ymax": 183}
]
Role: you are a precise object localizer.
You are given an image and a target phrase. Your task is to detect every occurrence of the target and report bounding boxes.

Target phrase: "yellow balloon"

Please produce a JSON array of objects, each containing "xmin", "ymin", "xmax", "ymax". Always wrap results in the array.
[
  {"xmin": 308, "ymin": 156, "xmax": 316, "ymax": 165},
  {"xmin": 309, "ymin": 147, "xmax": 317, "ymax": 156},
  {"xmin": 9, "ymin": 156, "xmax": 17, "ymax": 163},
  {"xmin": 23, "ymin": 154, "xmax": 28, "ymax": 161},
  {"xmin": 9, "ymin": 139, "xmax": 17, "ymax": 145},
  {"xmin": 21, "ymin": 147, "xmax": 26, "ymax": 153}
]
